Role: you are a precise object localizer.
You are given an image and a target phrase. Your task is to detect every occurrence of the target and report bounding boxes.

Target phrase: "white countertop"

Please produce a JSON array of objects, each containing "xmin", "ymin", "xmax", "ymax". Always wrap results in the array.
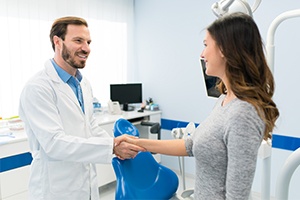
[
  {"xmin": 96, "ymin": 110, "xmax": 162, "ymax": 125},
  {"xmin": 0, "ymin": 130, "xmax": 27, "ymax": 146},
  {"xmin": 0, "ymin": 110, "xmax": 162, "ymax": 146}
]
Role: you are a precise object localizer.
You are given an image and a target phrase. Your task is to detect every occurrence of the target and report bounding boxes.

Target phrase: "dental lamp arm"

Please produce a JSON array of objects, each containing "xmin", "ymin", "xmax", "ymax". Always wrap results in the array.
[
  {"xmin": 212, "ymin": 0, "xmax": 262, "ymax": 18},
  {"xmin": 266, "ymin": 9, "xmax": 300, "ymax": 73}
]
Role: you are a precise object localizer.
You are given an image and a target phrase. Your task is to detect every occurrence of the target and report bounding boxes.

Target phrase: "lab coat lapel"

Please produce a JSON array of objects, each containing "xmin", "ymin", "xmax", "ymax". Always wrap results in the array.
[
  {"xmin": 44, "ymin": 60, "xmax": 83, "ymax": 113},
  {"xmin": 80, "ymin": 78, "xmax": 92, "ymax": 116}
]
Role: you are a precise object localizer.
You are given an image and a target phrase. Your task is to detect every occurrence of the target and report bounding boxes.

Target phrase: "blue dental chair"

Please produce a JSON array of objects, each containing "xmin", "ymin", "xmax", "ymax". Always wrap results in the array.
[{"xmin": 112, "ymin": 118, "xmax": 179, "ymax": 199}]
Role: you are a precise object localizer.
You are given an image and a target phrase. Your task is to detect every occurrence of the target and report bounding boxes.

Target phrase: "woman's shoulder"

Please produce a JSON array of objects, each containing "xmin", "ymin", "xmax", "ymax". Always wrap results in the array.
[
  {"xmin": 227, "ymin": 98, "xmax": 262, "ymax": 122},
  {"xmin": 232, "ymin": 98, "xmax": 256, "ymax": 111}
]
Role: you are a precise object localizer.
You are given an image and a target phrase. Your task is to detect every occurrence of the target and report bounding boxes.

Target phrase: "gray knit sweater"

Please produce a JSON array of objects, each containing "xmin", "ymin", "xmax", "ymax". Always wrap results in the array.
[{"xmin": 185, "ymin": 95, "xmax": 264, "ymax": 200}]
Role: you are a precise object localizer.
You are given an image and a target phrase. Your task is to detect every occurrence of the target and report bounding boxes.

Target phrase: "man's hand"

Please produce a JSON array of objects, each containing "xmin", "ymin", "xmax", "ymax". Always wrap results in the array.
[{"xmin": 113, "ymin": 134, "xmax": 145, "ymax": 160}]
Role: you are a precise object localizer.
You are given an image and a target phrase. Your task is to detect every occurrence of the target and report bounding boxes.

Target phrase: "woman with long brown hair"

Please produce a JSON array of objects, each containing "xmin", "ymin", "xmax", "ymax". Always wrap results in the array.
[{"xmin": 120, "ymin": 12, "xmax": 279, "ymax": 199}]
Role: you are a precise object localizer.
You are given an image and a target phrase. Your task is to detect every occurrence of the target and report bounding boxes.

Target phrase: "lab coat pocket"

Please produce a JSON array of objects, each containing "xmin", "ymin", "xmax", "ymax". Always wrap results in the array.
[{"xmin": 48, "ymin": 161, "xmax": 84, "ymax": 194}]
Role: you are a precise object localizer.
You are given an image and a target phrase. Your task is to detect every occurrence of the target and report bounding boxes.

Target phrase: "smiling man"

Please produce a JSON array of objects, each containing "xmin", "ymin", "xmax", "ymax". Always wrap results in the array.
[
  {"xmin": 51, "ymin": 18, "xmax": 91, "ymax": 75},
  {"xmin": 19, "ymin": 16, "xmax": 144, "ymax": 200}
]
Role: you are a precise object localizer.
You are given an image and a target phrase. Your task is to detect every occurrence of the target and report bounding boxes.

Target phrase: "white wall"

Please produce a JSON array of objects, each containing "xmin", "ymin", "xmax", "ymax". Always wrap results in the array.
[
  {"xmin": 0, "ymin": 0, "xmax": 135, "ymax": 117},
  {"xmin": 134, "ymin": 0, "xmax": 300, "ymax": 198}
]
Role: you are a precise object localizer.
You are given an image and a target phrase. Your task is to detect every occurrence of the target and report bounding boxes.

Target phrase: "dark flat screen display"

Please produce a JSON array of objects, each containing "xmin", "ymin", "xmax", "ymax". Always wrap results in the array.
[
  {"xmin": 200, "ymin": 59, "xmax": 221, "ymax": 98},
  {"xmin": 110, "ymin": 83, "xmax": 142, "ymax": 110}
]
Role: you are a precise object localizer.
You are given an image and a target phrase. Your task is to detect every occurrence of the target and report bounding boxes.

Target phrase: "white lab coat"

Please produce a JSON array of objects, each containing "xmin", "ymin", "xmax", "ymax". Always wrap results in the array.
[{"xmin": 19, "ymin": 60, "xmax": 114, "ymax": 200}]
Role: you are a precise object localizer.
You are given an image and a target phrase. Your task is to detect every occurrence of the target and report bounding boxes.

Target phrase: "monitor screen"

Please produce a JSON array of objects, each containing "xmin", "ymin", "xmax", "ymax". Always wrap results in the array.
[
  {"xmin": 110, "ymin": 83, "xmax": 142, "ymax": 111},
  {"xmin": 200, "ymin": 59, "xmax": 221, "ymax": 98}
]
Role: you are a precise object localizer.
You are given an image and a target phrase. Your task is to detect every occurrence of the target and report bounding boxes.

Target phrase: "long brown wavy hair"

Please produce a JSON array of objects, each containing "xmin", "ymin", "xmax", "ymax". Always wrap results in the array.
[{"xmin": 207, "ymin": 12, "xmax": 279, "ymax": 140}]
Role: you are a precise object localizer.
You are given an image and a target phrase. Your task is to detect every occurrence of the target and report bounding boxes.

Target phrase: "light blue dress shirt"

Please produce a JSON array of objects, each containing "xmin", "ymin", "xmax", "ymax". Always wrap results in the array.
[{"xmin": 51, "ymin": 59, "xmax": 85, "ymax": 113}]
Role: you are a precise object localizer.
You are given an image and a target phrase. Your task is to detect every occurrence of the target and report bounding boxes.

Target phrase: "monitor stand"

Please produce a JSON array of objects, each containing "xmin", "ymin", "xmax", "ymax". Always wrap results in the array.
[{"xmin": 122, "ymin": 103, "xmax": 134, "ymax": 111}]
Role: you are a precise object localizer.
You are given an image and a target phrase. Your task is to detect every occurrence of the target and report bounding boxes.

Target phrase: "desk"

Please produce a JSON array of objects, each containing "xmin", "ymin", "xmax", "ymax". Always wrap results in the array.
[{"xmin": 0, "ymin": 110, "xmax": 161, "ymax": 199}]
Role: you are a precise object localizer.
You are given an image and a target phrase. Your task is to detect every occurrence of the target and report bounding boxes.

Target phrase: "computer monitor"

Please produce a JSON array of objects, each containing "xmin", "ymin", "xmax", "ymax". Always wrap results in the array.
[
  {"xmin": 200, "ymin": 59, "xmax": 221, "ymax": 98},
  {"xmin": 110, "ymin": 83, "xmax": 142, "ymax": 111}
]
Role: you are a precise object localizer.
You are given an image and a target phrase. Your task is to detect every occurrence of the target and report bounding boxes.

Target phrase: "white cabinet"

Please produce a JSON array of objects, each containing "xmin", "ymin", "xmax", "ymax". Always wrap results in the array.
[
  {"xmin": 96, "ymin": 123, "xmax": 116, "ymax": 187},
  {"xmin": 0, "ymin": 166, "xmax": 29, "ymax": 200},
  {"xmin": 0, "ymin": 134, "xmax": 30, "ymax": 200}
]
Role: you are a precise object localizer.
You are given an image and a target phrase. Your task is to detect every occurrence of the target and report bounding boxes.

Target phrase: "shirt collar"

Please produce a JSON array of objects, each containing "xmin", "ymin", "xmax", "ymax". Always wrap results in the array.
[{"xmin": 51, "ymin": 58, "xmax": 83, "ymax": 83}]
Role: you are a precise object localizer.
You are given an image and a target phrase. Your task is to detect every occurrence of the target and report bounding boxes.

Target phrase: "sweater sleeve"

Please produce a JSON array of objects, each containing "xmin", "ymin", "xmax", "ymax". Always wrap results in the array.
[
  {"xmin": 223, "ymin": 104, "xmax": 264, "ymax": 200},
  {"xmin": 184, "ymin": 137, "xmax": 194, "ymax": 157}
]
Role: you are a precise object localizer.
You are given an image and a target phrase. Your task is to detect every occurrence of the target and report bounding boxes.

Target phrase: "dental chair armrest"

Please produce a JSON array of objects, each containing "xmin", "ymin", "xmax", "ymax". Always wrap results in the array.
[{"xmin": 140, "ymin": 121, "xmax": 161, "ymax": 140}]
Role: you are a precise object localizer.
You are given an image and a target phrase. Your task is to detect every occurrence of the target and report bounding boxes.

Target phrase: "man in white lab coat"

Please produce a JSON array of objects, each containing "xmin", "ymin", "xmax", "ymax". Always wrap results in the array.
[{"xmin": 19, "ymin": 16, "xmax": 143, "ymax": 200}]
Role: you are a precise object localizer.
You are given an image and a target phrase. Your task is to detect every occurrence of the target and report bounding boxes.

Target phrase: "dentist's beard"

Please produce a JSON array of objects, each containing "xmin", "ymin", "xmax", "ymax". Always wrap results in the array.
[{"xmin": 62, "ymin": 43, "xmax": 87, "ymax": 69}]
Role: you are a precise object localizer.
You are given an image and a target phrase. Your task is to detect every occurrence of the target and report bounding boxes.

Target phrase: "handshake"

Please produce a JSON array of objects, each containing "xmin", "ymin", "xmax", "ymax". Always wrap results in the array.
[
  {"xmin": 113, "ymin": 134, "xmax": 145, "ymax": 160},
  {"xmin": 111, "ymin": 120, "xmax": 195, "ymax": 160}
]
